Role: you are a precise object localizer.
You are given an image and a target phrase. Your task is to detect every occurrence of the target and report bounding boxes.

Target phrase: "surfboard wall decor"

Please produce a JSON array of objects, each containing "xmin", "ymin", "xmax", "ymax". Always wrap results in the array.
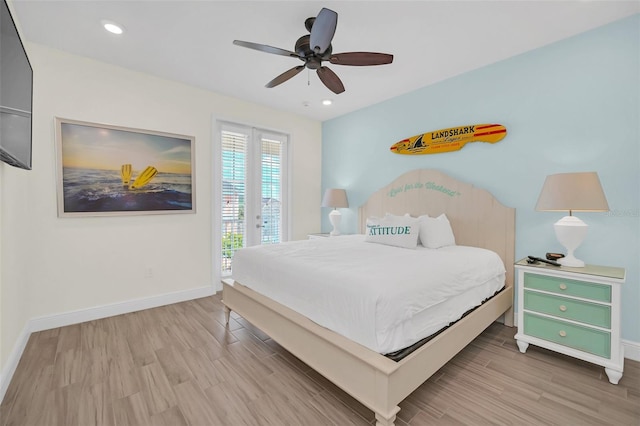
[{"xmin": 390, "ymin": 124, "xmax": 507, "ymax": 155}]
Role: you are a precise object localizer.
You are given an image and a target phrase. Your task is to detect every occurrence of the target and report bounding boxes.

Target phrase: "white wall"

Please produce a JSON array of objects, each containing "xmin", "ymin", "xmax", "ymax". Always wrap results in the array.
[
  {"xmin": 0, "ymin": 163, "xmax": 32, "ymax": 387},
  {"xmin": 0, "ymin": 43, "xmax": 322, "ymax": 378}
]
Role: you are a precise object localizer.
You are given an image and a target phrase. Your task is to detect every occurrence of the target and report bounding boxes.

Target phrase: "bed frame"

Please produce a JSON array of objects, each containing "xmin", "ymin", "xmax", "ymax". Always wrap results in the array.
[{"xmin": 222, "ymin": 169, "xmax": 515, "ymax": 426}]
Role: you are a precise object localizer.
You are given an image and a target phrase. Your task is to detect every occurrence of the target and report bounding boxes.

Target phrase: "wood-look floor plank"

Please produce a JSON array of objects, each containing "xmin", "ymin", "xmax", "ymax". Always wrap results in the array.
[
  {"xmin": 203, "ymin": 381, "xmax": 262, "ymax": 426},
  {"xmin": 55, "ymin": 324, "xmax": 82, "ymax": 354},
  {"xmin": 409, "ymin": 410, "xmax": 462, "ymax": 426},
  {"xmin": 76, "ymin": 381, "xmax": 115, "ymax": 426},
  {"xmin": 135, "ymin": 362, "xmax": 178, "ymax": 415},
  {"xmin": 2, "ymin": 295, "xmax": 639, "ymax": 426},
  {"xmin": 106, "ymin": 360, "xmax": 140, "ymax": 401},
  {"xmin": 3, "ymin": 365, "xmax": 56, "ymax": 426},
  {"xmin": 112, "ymin": 392, "xmax": 151, "ymax": 426},
  {"xmin": 104, "ymin": 333, "xmax": 136, "ymax": 372},
  {"xmin": 52, "ymin": 348, "xmax": 84, "ymax": 388},
  {"xmin": 45, "ymin": 381, "xmax": 83, "ymax": 426},
  {"xmin": 154, "ymin": 345, "xmax": 195, "ymax": 387},
  {"xmin": 126, "ymin": 332, "xmax": 157, "ymax": 367},
  {"xmin": 148, "ymin": 406, "xmax": 188, "ymax": 426},
  {"xmin": 172, "ymin": 380, "xmax": 224, "ymax": 425},
  {"xmin": 212, "ymin": 355, "xmax": 268, "ymax": 402},
  {"xmin": 145, "ymin": 324, "xmax": 181, "ymax": 352},
  {"xmin": 303, "ymin": 368, "xmax": 376, "ymax": 423},
  {"xmin": 224, "ymin": 341, "xmax": 275, "ymax": 381},
  {"xmin": 259, "ymin": 353, "xmax": 325, "ymax": 400},
  {"xmin": 181, "ymin": 346, "xmax": 225, "ymax": 391},
  {"xmin": 81, "ymin": 346, "xmax": 111, "ymax": 387},
  {"xmin": 246, "ymin": 384, "xmax": 335, "ymax": 426},
  {"xmin": 163, "ymin": 323, "xmax": 198, "ymax": 351},
  {"xmin": 307, "ymin": 390, "xmax": 372, "ymax": 426},
  {"xmin": 80, "ymin": 320, "xmax": 110, "ymax": 351}
]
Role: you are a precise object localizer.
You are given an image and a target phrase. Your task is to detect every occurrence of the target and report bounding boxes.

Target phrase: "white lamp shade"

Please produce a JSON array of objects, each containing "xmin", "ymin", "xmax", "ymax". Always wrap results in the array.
[
  {"xmin": 536, "ymin": 172, "xmax": 609, "ymax": 268},
  {"xmin": 322, "ymin": 188, "xmax": 349, "ymax": 208},
  {"xmin": 535, "ymin": 172, "xmax": 609, "ymax": 213}
]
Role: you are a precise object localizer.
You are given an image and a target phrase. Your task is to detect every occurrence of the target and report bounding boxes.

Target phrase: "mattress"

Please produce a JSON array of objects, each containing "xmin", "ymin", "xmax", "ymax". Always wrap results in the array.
[{"xmin": 231, "ymin": 235, "xmax": 506, "ymax": 354}]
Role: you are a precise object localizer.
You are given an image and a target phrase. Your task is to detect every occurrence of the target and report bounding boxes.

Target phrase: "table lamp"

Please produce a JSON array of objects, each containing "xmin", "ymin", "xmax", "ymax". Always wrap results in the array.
[
  {"xmin": 322, "ymin": 188, "xmax": 349, "ymax": 236},
  {"xmin": 535, "ymin": 172, "xmax": 609, "ymax": 267}
]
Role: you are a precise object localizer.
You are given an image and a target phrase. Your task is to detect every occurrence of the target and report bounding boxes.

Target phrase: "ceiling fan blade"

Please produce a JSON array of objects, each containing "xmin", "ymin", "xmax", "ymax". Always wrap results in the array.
[
  {"xmin": 310, "ymin": 8, "xmax": 337, "ymax": 54},
  {"xmin": 317, "ymin": 67, "xmax": 345, "ymax": 94},
  {"xmin": 233, "ymin": 40, "xmax": 299, "ymax": 58},
  {"xmin": 329, "ymin": 52, "xmax": 394, "ymax": 66},
  {"xmin": 266, "ymin": 66, "xmax": 305, "ymax": 88}
]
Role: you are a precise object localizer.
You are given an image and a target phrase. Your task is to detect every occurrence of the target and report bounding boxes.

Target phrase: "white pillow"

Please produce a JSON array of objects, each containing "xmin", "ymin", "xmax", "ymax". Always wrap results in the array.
[
  {"xmin": 419, "ymin": 213, "xmax": 456, "ymax": 249},
  {"xmin": 365, "ymin": 215, "xmax": 420, "ymax": 249},
  {"xmin": 416, "ymin": 214, "xmax": 429, "ymax": 246}
]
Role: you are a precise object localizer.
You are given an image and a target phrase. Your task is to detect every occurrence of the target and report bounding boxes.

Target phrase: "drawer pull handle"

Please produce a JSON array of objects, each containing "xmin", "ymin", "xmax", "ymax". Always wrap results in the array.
[
  {"xmin": 559, "ymin": 305, "xmax": 567, "ymax": 312},
  {"xmin": 559, "ymin": 283, "xmax": 568, "ymax": 290},
  {"xmin": 559, "ymin": 330, "xmax": 567, "ymax": 337}
]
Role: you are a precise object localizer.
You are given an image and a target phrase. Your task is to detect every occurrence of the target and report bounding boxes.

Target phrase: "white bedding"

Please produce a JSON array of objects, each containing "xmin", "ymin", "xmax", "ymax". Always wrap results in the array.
[{"xmin": 231, "ymin": 235, "xmax": 505, "ymax": 354}]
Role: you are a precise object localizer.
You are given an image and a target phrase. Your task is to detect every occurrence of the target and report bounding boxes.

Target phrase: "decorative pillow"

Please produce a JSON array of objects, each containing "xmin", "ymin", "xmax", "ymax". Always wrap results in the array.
[
  {"xmin": 365, "ymin": 215, "xmax": 420, "ymax": 249},
  {"xmin": 419, "ymin": 213, "xmax": 456, "ymax": 249}
]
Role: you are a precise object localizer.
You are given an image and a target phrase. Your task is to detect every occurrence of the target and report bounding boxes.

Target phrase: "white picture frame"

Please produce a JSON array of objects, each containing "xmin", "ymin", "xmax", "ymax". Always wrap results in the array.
[{"xmin": 55, "ymin": 117, "xmax": 195, "ymax": 217}]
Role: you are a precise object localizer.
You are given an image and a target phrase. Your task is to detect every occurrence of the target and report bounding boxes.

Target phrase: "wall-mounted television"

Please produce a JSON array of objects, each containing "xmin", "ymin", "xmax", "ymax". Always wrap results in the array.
[{"xmin": 0, "ymin": 0, "xmax": 33, "ymax": 170}]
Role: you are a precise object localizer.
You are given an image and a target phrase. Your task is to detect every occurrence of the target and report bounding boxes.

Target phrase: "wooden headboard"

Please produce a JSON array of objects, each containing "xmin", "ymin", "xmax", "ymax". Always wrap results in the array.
[{"xmin": 359, "ymin": 169, "xmax": 516, "ymax": 297}]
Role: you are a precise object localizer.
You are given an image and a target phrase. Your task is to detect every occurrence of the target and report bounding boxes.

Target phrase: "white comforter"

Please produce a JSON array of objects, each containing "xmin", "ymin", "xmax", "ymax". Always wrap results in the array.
[{"xmin": 231, "ymin": 235, "xmax": 505, "ymax": 354}]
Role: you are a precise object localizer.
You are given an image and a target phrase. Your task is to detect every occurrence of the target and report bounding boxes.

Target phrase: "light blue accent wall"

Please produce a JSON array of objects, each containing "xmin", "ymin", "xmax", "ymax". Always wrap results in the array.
[{"xmin": 322, "ymin": 15, "xmax": 639, "ymax": 342}]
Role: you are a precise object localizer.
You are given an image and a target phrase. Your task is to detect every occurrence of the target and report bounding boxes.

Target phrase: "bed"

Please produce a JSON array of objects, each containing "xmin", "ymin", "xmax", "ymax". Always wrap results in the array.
[{"xmin": 222, "ymin": 169, "xmax": 515, "ymax": 426}]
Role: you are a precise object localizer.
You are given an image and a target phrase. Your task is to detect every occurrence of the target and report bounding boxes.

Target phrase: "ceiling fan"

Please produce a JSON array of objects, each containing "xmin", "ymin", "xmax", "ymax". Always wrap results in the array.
[{"xmin": 233, "ymin": 7, "xmax": 394, "ymax": 94}]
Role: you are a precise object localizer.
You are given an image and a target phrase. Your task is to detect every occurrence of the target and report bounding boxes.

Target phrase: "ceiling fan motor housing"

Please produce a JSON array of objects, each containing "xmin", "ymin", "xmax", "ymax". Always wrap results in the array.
[{"xmin": 295, "ymin": 35, "xmax": 331, "ymax": 69}]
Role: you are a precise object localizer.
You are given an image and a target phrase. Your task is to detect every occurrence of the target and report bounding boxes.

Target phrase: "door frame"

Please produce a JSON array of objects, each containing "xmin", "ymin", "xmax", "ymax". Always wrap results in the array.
[{"xmin": 212, "ymin": 117, "xmax": 292, "ymax": 291}]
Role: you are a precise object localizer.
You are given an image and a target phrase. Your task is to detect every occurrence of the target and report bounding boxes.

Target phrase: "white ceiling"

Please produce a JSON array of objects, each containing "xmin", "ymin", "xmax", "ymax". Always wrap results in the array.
[{"xmin": 10, "ymin": 0, "xmax": 640, "ymax": 122}]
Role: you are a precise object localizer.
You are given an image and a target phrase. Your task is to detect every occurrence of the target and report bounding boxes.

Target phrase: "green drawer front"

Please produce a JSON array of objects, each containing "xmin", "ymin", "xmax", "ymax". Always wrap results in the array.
[
  {"xmin": 523, "ymin": 313, "xmax": 610, "ymax": 358},
  {"xmin": 523, "ymin": 273, "xmax": 611, "ymax": 302},
  {"xmin": 524, "ymin": 291, "xmax": 611, "ymax": 328}
]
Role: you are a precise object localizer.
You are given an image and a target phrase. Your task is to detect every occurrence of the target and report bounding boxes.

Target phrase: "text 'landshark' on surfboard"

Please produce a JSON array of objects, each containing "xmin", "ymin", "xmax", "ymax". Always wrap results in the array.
[{"xmin": 390, "ymin": 124, "xmax": 507, "ymax": 155}]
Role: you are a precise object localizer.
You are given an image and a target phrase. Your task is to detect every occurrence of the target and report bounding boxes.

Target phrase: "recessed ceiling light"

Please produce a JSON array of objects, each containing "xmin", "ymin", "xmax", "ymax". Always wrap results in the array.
[
  {"xmin": 322, "ymin": 99, "xmax": 332, "ymax": 106},
  {"xmin": 101, "ymin": 20, "xmax": 124, "ymax": 35}
]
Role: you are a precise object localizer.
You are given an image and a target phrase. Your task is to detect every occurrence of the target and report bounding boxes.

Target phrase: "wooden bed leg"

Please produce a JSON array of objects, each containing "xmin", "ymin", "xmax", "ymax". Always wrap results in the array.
[
  {"xmin": 223, "ymin": 305, "xmax": 231, "ymax": 325},
  {"xmin": 375, "ymin": 407, "xmax": 399, "ymax": 426}
]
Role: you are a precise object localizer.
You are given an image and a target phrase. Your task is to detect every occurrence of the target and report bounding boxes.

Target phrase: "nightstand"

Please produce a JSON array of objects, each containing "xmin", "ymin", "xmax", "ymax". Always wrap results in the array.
[
  {"xmin": 514, "ymin": 259, "xmax": 625, "ymax": 384},
  {"xmin": 308, "ymin": 233, "xmax": 330, "ymax": 239}
]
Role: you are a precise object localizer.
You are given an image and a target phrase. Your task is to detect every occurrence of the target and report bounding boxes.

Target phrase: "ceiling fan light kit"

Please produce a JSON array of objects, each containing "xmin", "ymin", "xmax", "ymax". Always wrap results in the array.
[{"xmin": 233, "ymin": 7, "xmax": 393, "ymax": 94}]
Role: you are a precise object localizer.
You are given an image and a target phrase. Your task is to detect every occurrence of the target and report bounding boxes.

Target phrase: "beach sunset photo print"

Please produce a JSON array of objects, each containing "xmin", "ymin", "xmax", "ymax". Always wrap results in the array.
[{"xmin": 55, "ymin": 118, "xmax": 195, "ymax": 217}]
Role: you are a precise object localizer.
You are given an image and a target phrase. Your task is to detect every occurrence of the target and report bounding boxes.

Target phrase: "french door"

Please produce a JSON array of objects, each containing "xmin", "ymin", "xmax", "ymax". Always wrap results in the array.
[{"xmin": 217, "ymin": 121, "xmax": 288, "ymax": 276}]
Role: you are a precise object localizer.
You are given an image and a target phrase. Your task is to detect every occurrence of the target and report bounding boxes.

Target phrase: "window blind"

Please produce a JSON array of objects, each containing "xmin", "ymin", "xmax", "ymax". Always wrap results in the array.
[{"xmin": 221, "ymin": 129, "xmax": 247, "ymax": 274}]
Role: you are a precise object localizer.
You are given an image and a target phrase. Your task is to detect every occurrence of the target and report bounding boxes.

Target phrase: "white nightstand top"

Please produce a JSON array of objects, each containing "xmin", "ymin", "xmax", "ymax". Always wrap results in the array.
[
  {"xmin": 515, "ymin": 258, "xmax": 625, "ymax": 281},
  {"xmin": 308, "ymin": 233, "xmax": 330, "ymax": 238}
]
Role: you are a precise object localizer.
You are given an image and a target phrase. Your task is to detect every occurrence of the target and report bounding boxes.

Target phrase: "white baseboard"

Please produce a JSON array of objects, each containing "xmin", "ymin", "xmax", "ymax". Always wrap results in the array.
[
  {"xmin": 622, "ymin": 339, "xmax": 640, "ymax": 362},
  {"xmin": 0, "ymin": 285, "xmax": 215, "ymax": 402},
  {"xmin": 29, "ymin": 285, "xmax": 215, "ymax": 332},
  {"xmin": 0, "ymin": 323, "xmax": 30, "ymax": 404}
]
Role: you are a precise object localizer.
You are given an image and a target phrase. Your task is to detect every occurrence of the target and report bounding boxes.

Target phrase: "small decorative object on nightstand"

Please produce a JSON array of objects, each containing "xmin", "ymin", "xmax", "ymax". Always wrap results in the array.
[{"xmin": 514, "ymin": 259, "xmax": 625, "ymax": 384}]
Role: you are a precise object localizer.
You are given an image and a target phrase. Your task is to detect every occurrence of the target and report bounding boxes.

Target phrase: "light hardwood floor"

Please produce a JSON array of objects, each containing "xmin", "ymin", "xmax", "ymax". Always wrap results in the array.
[{"xmin": 1, "ymin": 294, "xmax": 639, "ymax": 426}]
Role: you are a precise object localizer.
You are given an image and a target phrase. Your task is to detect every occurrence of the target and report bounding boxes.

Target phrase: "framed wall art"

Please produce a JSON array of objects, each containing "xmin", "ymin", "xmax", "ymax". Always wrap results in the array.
[{"xmin": 55, "ymin": 117, "xmax": 195, "ymax": 217}]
